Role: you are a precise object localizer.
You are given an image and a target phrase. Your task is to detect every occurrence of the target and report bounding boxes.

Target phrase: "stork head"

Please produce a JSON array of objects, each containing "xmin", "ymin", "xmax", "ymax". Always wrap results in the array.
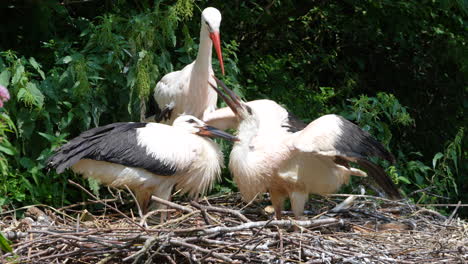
[
  {"xmin": 173, "ymin": 115, "xmax": 238, "ymax": 141},
  {"xmin": 201, "ymin": 7, "xmax": 224, "ymax": 75},
  {"xmin": 208, "ymin": 77, "xmax": 256, "ymax": 123}
]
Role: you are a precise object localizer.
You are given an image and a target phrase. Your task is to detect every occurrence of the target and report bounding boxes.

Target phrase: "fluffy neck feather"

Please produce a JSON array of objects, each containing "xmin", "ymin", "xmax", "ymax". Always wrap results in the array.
[
  {"xmin": 229, "ymin": 116, "xmax": 268, "ymax": 201},
  {"xmin": 176, "ymin": 137, "xmax": 222, "ymax": 197}
]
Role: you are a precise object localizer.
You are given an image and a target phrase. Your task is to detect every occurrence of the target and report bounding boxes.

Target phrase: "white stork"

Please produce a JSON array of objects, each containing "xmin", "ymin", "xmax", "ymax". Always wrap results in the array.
[
  {"xmin": 209, "ymin": 78, "xmax": 402, "ymax": 219},
  {"xmin": 47, "ymin": 115, "xmax": 237, "ymax": 213},
  {"xmin": 150, "ymin": 7, "xmax": 224, "ymax": 124}
]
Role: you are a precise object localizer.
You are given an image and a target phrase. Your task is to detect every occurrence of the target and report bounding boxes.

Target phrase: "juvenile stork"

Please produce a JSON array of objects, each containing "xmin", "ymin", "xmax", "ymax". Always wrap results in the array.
[
  {"xmin": 151, "ymin": 7, "xmax": 224, "ymax": 124},
  {"xmin": 47, "ymin": 115, "xmax": 237, "ymax": 213},
  {"xmin": 209, "ymin": 78, "xmax": 402, "ymax": 219},
  {"xmin": 204, "ymin": 99, "xmax": 306, "ymax": 132}
]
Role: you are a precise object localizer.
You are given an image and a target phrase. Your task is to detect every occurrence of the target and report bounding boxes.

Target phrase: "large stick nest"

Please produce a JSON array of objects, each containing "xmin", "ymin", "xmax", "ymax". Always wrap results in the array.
[{"xmin": 1, "ymin": 189, "xmax": 467, "ymax": 264}]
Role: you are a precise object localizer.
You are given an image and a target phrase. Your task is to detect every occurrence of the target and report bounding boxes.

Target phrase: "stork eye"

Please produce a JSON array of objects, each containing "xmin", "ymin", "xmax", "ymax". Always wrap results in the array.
[
  {"xmin": 205, "ymin": 21, "xmax": 212, "ymax": 31},
  {"xmin": 187, "ymin": 119, "xmax": 196, "ymax": 124}
]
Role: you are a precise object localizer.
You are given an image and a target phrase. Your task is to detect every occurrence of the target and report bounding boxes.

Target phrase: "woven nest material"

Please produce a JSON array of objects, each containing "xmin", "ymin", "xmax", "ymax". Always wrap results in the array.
[{"xmin": 1, "ymin": 188, "xmax": 467, "ymax": 264}]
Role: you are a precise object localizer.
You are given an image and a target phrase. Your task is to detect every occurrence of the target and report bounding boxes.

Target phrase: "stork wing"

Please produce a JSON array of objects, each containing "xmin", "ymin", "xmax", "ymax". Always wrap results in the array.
[
  {"xmin": 153, "ymin": 70, "xmax": 184, "ymax": 122},
  {"xmin": 203, "ymin": 106, "xmax": 238, "ymax": 130},
  {"xmin": 47, "ymin": 122, "xmax": 197, "ymax": 176},
  {"xmin": 290, "ymin": 114, "xmax": 401, "ymax": 199},
  {"xmin": 281, "ymin": 111, "xmax": 307, "ymax": 133},
  {"xmin": 204, "ymin": 99, "xmax": 307, "ymax": 132}
]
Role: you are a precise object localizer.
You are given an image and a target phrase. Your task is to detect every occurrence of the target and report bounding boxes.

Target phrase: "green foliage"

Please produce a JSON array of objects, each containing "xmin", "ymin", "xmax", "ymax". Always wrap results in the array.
[
  {"xmin": 429, "ymin": 128, "xmax": 464, "ymax": 201},
  {"xmin": 0, "ymin": 2, "xmax": 194, "ymax": 208},
  {"xmin": 346, "ymin": 92, "xmax": 414, "ymax": 146},
  {"xmin": 0, "ymin": 232, "xmax": 12, "ymax": 253},
  {"xmin": 0, "ymin": 0, "xmax": 465, "ymax": 216}
]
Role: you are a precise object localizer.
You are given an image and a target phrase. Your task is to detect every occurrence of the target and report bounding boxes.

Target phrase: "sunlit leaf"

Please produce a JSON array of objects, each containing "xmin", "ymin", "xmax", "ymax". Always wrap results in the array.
[
  {"xmin": 26, "ymin": 82, "xmax": 45, "ymax": 108},
  {"xmin": 0, "ymin": 70, "xmax": 11, "ymax": 87},
  {"xmin": 29, "ymin": 57, "xmax": 46, "ymax": 80},
  {"xmin": 432, "ymin": 152, "xmax": 444, "ymax": 168},
  {"xmin": 0, "ymin": 232, "xmax": 12, "ymax": 253},
  {"xmin": 11, "ymin": 64, "xmax": 24, "ymax": 85}
]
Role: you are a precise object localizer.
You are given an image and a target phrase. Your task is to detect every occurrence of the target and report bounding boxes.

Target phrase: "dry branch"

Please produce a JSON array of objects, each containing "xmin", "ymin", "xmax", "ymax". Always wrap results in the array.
[
  {"xmin": 1, "ymin": 192, "xmax": 466, "ymax": 263},
  {"xmin": 203, "ymin": 217, "xmax": 338, "ymax": 234}
]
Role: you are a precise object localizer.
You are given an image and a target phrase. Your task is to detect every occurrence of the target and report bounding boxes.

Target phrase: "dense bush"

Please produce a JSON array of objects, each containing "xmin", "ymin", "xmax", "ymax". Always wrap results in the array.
[{"xmin": 0, "ymin": 0, "xmax": 465, "ymax": 215}]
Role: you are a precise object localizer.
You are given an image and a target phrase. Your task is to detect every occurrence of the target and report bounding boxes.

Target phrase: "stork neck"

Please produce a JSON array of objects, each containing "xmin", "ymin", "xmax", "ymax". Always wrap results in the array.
[
  {"xmin": 194, "ymin": 25, "xmax": 213, "ymax": 74},
  {"xmin": 236, "ymin": 118, "xmax": 260, "ymax": 148}
]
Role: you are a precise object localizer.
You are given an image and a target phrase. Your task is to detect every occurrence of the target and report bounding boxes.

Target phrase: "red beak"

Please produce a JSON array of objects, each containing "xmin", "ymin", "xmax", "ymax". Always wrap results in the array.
[{"xmin": 209, "ymin": 31, "xmax": 224, "ymax": 75}]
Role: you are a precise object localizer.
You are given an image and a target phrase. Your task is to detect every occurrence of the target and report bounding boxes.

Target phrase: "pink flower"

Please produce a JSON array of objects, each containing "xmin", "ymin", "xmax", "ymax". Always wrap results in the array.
[{"xmin": 0, "ymin": 85, "xmax": 10, "ymax": 108}]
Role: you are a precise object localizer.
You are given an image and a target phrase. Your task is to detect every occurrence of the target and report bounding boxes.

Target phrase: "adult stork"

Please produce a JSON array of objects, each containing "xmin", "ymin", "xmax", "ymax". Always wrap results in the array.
[
  {"xmin": 47, "ymin": 115, "xmax": 237, "ymax": 213},
  {"xmin": 209, "ymin": 78, "xmax": 402, "ymax": 219},
  {"xmin": 150, "ymin": 7, "xmax": 224, "ymax": 124}
]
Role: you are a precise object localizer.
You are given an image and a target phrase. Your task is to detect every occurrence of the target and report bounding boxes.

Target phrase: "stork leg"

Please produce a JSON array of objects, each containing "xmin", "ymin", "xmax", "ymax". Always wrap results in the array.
[
  {"xmin": 290, "ymin": 192, "xmax": 308, "ymax": 220},
  {"xmin": 135, "ymin": 189, "xmax": 152, "ymax": 215},
  {"xmin": 289, "ymin": 192, "xmax": 308, "ymax": 232},
  {"xmin": 152, "ymin": 185, "xmax": 174, "ymax": 222},
  {"xmin": 270, "ymin": 190, "xmax": 286, "ymax": 220}
]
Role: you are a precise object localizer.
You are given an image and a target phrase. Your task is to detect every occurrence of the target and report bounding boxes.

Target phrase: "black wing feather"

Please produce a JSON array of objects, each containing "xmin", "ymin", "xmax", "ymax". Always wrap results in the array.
[
  {"xmin": 356, "ymin": 159, "xmax": 402, "ymax": 199},
  {"xmin": 334, "ymin": 116, "xmax": 395, "ymax": 163},
  {"xmin": 282, "ymin": 111, "xmax": 308, "ymax": 133},
  {"xmin": 332, "ymin": 116, "xmax": 400, "ymax": 199},
  {"xmin": 47, "ymin": 122, "xmax": 177, "ymax": 176}
]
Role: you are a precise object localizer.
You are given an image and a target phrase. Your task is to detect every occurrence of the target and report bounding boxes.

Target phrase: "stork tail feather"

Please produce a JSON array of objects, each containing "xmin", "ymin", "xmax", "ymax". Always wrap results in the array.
[{"xmin": 356, "ymin": 159, "xmax": 402, "ymax": 200}]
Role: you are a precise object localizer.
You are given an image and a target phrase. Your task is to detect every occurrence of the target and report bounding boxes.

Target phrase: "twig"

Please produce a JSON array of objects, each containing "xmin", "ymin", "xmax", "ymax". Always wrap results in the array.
[
  {"xmin": 152, "ymin": 211, "xmax": 199, "ymax": 229},
  {"xmin": 326, "ymin": 194, "xmax": 404, "ymax": 203},
  {"xmin": 124, "ymin": 185, "xmax": 143, "ymax": 219},
  {"xmin": 68, "ymin": 180, "xmax": 146, "ymax": 231},
  {"xmin": 3, "ymin": 191, "xmax": 466, "ymax": 263},
  {"xmin": 190, "ymin": 200, "xmax": 251, "ymax": 222},
  {"xmin": 277, "ymin": 225, "xmax": 284, "ymax": 264},
  {"xmin": 123, "ymin": 235, "xmax": 160, "ymax": 262},
  {"xmin": 445, "ymin": 201, "xmax": 462, "ymax": 224},
  {"xmin": 169, "ymin": 238, "xmax": 234, "ymax": 262},
  {"xmin": 330, "ymin": 195, "xmax": 358, "ymax": 213},
  {"xmin": 165, "ymin": 255, "xmax": 177, "ymax": 264},
  {"xmin": 199, "ymin": 207, "xmax": 212, "ymax": 225},
  {"xmin": 204, "ymin": 218, "xmax": 338, "ymax": 234},
  {"xmin": 230, "ymin": 218, "xmax": 274, "ymax": 257},
  {"xmin": 57, "ymin": 198, "xmax": 118, "ymax": 211},
  {"xmin": 151, "ymin": 196, "xmax": 194, "ymax": 213},
  {"xmin": 416, "ymin": 203, "xmax": 468, "ymax": 207}
]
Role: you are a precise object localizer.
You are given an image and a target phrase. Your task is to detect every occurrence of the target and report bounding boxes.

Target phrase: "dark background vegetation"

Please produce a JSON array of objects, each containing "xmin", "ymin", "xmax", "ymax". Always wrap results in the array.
[{"xmin": 0, "ymin": 0, "xmax": 466, "ymax": 215}]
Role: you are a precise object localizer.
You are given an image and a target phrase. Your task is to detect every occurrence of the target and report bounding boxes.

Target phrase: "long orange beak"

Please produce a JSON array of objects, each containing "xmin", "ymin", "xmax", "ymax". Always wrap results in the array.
[{"xmin": 209, "ymin": 31, "xmax": 224, "ymax": 75}]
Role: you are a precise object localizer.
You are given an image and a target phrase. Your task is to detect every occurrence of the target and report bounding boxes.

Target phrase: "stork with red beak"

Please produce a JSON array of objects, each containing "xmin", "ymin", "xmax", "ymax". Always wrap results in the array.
[
  {"xmin": 209, "ymin": 78, "xmax": 402, "ymax": 220},
  {"xmin": 150, "ymin": 7, "xmax": 224, "ymax": 124}
]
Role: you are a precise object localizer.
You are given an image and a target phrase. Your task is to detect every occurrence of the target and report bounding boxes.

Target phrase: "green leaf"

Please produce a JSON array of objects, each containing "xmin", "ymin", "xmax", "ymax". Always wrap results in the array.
[
  {"xmin": 59, "ymin": 53, "xmax": 83, "ymax": 64},
  {"xmin": 60, "ymin": 55, "xmax": 73, "ymax": 64},
  {"xmin": 87, "ymin": 178, "xmax": 101, "ymax": 197},
  {"xmin": 11, "ymin": 64, "xmax": 24, "ymax": 85},
  {"xmin": 38, "ymin": 132, "xmax": 57, "ymax": 142},
  {"xmin": 0, "ymin": 70, "xmax": 11, "ymax": 87},
  {"xmin": 29, "ymin": 57, "xmax": 46, "ymax": 80},
  {"xmin": 0, "ymin": 232, "xmax": 12, "ymax": 253},
  {"xmin": 16, "ymin": 87, "xmax": 27, "ymax": 101},
  {"xmin": 398, "ymin": 176, "xmax": 411, "ymax": 184},
  {"xmin": 0, "ymin": 144, "xmax": 15, "ymax": 156},
  {"xmin": 26, "ymin": 82, "xmax": 45, "ymax": 108},
  {"xmin": 19, "ymin": 157, "xmax": 35, "ymax": 170},
  {"xmin": 432, "ymin": 152, "xmax": 444, "ymax": 168}
]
